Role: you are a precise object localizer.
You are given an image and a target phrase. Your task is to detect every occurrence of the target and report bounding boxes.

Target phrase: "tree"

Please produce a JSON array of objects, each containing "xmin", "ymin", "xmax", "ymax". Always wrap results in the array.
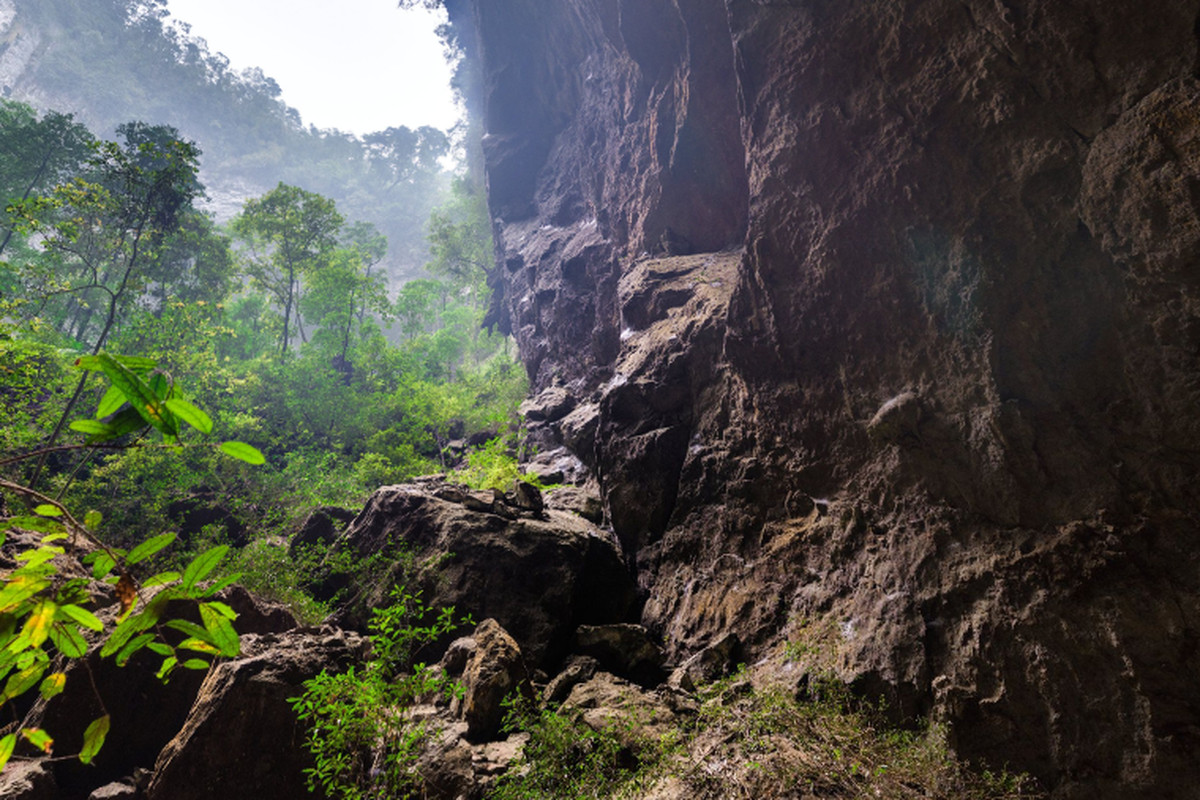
[
  {"xmin": 232, "ymin": 184, "xmax": 344, "ymax": 357},
  {"xmin": 0, "ymin": 100, "xmax": 95, "ymax": 258}
]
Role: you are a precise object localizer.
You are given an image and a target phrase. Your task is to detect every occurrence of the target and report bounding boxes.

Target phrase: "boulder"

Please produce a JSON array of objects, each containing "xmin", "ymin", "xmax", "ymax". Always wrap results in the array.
[
  {"xmin": 456, "ymin": 619, "xmax": 530, "ymax": 742},
  {"xmin": 146, "ymin": 628, "xmax": 369, "ymax": 800},
  {"xmin": 668, "ymin": 633, "xmax": 741, "ymax": 693},
  {"xmin": 289, "ymin": 506, "xmax": 357, "ymax": 557},
  {"xmin": 328, "ymin": 483, "xmax": 637, "ymax": 669}
]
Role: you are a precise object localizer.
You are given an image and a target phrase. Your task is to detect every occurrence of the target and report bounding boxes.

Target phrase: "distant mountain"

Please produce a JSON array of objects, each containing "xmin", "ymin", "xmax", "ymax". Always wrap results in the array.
[{"xmin": 0, "ymin": 0, "xmax": 455, "ymax": 284}]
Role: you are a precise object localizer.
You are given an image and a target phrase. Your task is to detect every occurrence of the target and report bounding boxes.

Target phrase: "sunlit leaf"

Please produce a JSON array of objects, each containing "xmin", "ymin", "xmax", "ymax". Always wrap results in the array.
[
  {"xmin": 127, "ymin": 532, "xmax": 176, "ymax": 565},
  {"xmin": 156, "ymin": 655, "xmax": 178, "ymax": 680},
  {"xmin": 21, "ymin": 727, "xmax": 52, "ymax": 754},
  {"xmin": 16, "ymin": 546, "xmax": 64, "ymax": 569},
  {"xmin": 180, "ymin": 658, "xmax": 210, "ymax": 670},
  {"xmin": 0, "ymin": 576, "xmax": 51, "ymax": 613},
  {"xmin": 58, "ymin": 603, "xmax": 103, "ymax": 632},
  {"xmin": 115, "ymin": 633, "xmax": 155, "ymax": 666},
  {"xmin": 218, "ymin": 440, "xmax": 265, "ymax": 464},
  {"xmin": 23, "ymin": 599, "xmax": 57, "ymax": 648},
  {"xmin": 39, "ymin": 671, "xmax": 66, "ymax": 700},
  {"xmin": 70, "ymin": 418, "xmax": 114, "ymax": 436},
  {"xmin": 101, "ymin": 593, "xmax": 170, "ymax": 658},
  {"xmin": 178, "ymin": 637, "xmax": 220, "ymax": 656},
  {"xmin": 84, "ymin": 509, "xmax": 102, "ymax": 530},
  {"xmin": 4, "ymin": 659, "xmax": 47, "ymax": 702},
  {"xmin": 96, "ymin": 383, "xmax": 126, "ymax": 418},
  {"xmin": 90, "ymin": 552, "xmax": 117, "ymax": 581},
  {"xmin": 48, "ymin": 623, "xmax": 87, "ymax": 658},
  {"xmin": 91, "ymin": 353, "xmax": 177, "ymax": 436},
  {"xmin": 0, "ymin": 733, "xmax": 14, "ymax": 771},
  {"xmin": 147, "ymin": 642, "xmax": 173, "ymax": 657},
  {"xmin": 79, "ymin": 715, "xmax": 110, "ymax": 765},
  {"xmin": 163, "ymin": 398, "xmax": 213, "ymax": 434},
  {"xmin": 200, "ymin": 603, "xmax": 240, "ymax": 658},
  {"xmin": 41, "ymin": 532, "xmax": 68, "ymax": 543},
  {"xmin": 32, "ymin": 504, "xmax": 62, "ymax": 518},
  {"xmin": 203, "ymin": 601, "xmax": 238, "ymax": 620},
  {"xmin": 142, "ymin": 570, "xmax": 180, "ymax": 589},
  {"xmin": 202, "ymin": 572, "xmax": 241, "ymax": 597},
  {"xmin": 180, "ymin": 545, "xmax": 228, "ymax": 593},
  {"xmin": 4, "ymin": 515, "xmax": 63, "ymax": 534}
]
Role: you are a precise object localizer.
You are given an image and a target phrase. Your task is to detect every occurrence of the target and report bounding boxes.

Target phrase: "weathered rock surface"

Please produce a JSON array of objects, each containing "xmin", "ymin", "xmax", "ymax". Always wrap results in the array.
[
  {"xmin": 457, "ymin": 619, "xmax": 531, "ymax": 741},
  {"xmin": 328, "ymin": 481, "xmax": 638, "ymax": 669},
  {"xmin": 467, "ymin": 0, "xmax": 1200, "ymax": 796},
  {"xmin": 146, "ymin": 628, "xmax": 369, "ymax": 800}
]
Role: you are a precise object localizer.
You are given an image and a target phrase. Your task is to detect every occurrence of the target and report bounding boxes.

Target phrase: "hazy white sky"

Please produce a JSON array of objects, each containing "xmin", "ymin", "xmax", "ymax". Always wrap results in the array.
[{"xmin": 164, "ymin": 0, "xmax": 459, "ymax": 135}]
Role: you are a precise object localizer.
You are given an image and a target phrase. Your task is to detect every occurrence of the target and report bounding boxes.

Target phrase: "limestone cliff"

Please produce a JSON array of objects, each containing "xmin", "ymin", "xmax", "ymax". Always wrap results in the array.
[{"xmin": 468, "ymin": 1, "xmax": 1200, "ymax": 796}]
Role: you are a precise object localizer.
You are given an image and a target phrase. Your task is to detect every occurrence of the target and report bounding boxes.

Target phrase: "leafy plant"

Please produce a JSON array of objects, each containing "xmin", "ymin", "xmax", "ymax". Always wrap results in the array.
[
  {"xmin": 450, "ymin": 434, "xmax": 550, "ymax": 492},
  {"xmin": 290, "ymin": 585, "xmax": 469, "ymax": 800},
  {"xmin": 0, "ymin": 352, "xmax": 263, "ymax": 770}
]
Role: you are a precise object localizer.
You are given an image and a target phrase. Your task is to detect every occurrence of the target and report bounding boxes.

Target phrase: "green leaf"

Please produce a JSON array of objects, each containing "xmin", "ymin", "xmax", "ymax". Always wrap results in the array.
[
  {"xmin": 39, "ymin": 671, "xmax": 66, "ymax": 700},
  {"xmin": 164, "ymin": 398, "xmax": 213, "ymax": 435},
  {"xmin": 115, "ymin": 633, "xmax": 155, "ymax": 666},
  {"xmin": 83, "ymin": 510, "xmax": 102, "ymax": 530},
  {"xmin": 164, "ymin": 619, "xmax": 212, "ymax": 643},
  {"xmin": 180, "ymin": 658, "xmax": 210, "ymax": 670},
  {"xmin": 48, "ymin": 623, "xmax": 87, "ymax": 658},
  {"xmin": 58, "ymin": 604, "xmax": 103, "ymax": 632},
  {"xmin": 90, "ymin": 552, "xmax": 117, "ymax": 581},
  {"xmin": 147, "ymin": 642, "xmax": 174, "ymax": 657},
  {"xmin": 178, "ymin": 637, "xmax": 221, "ymax": 656},
  {"xmin": 4, "ymin": 515, "xmax": 63, "ymax": 534},
  {"xmin": 69, "ymin": 418, "xmax": 115, "ymax": 436},
  {"xmin": 200, "ymin": 603, "xmax": 240, "ymax": 657},
  {"xmin": 4, "ymin": 659, "xmax": 47, "ymax": 702},
  {"xmin": 33, "ymin": 504, "xmax": 62, "ymax": 518},
  {"xmin": 96, "ymin": 383, "xmax": 126, "ymax": 418},
  {"xmin": 101, "ymin": 593, "xmax": 171, "ymax": 658},
  {"xmin": 126, "ymin": 532, "xmax": 176, "ymax": 565},
  {"xmin": 21, "ymin": 727, "xmax": 52, "ymax": 754},
  {"xmin": 218, "ymin": 440, "xmax": 265, "ymax": 464},
  {"xmin": 0, "ymin": 576, "xmax": 51, "ymax": 613},
  {"xmin": 203, "ymin": 601, "xmax": 238, "ymax": 620},
  {"xmin": 156, "ymin": 656, "xmax": 177, "ymax": 681},
  {"xmin": 202, "ymin": 572, "xmax": 241, "ymax": 597},
  {"xmin": 113, "ymin": 355, "xmax": 158, "ymax": 373},
  {"xmin": 142, "ymin": 570, "xmax": 181, "ymax": 589},
  {"xmin": 0, "ymin": 733, "xmax": 15, "ymax": 771},
  {"xmin": 23, "ymin": 599, "xmax": 57, "ymax": 648},
  {"xmin": 91, "ymin": 353, "xmax": 177, "ymax": 436},
  {"xmin": 180, "ymin": 545, "xmax": 228, "ymax": 593},
  {"xmin": 79, "ymin": 715, "xmax": 110, "ymax": 765}
]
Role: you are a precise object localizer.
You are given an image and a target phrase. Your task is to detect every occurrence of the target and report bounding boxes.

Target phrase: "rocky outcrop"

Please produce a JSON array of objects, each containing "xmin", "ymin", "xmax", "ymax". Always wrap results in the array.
[
  {"xmin": 326, "ymin": 479, "xmax": 638, "ymax": 669},
  {"xmin": 468, "ymin": 1, "xmax": 1200, "ymax": 796}
]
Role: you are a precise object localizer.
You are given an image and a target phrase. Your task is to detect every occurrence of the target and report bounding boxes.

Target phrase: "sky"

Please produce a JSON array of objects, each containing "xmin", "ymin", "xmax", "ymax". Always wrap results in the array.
[{"xmin": 164, "ymin": 0, "xmax": 460, "ymax": 136}]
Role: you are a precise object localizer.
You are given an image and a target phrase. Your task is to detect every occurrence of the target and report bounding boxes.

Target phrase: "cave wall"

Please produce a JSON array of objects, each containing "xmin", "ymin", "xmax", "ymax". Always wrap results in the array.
[{"xmin": 469, "ymin": 1, "xmax": 1200, "ymax": 796}]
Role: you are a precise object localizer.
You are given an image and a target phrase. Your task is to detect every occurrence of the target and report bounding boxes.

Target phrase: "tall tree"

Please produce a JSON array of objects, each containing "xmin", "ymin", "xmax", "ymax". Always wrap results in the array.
[{"xmin": 232, "ymin": 184, "xmax": 344, "ymax": 357}]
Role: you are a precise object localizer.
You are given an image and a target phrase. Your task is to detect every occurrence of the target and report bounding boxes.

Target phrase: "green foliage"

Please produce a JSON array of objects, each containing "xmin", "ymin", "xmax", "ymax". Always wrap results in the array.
[
  {"xmin": 491, "ymin": 699, "xmax": 668, "ymax": 800},
  {"xmin": 450, "ymin": 433, "xmax": 552, "ymax": 492},
  {"xmin": 290, "ymin": 586, "xmax": 469, "ymax": 800},
  {"xmin": 0, "ymin": 355, "xmax": 257, "ymax": 770}
]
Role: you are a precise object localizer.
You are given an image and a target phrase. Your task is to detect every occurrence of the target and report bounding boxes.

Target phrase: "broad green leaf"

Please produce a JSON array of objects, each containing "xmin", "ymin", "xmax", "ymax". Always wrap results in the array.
[
  {"xmin": 156, "ymin": 656, "xmax": 177, "ymax": 680},
  {"xmin": 58, "ymin": 604, "xmax": 103, "ymax": 632},
  {"xmin": 95, "ymin": 384, "xmax": 126, "ymax": 419},
  {"xmin": 4, "ymin": 660, "xmax": 47, "ymax": 702},
  {"xmin": 69, "ymin": 418, "xmax": 114, "ymax": 436},
  {"xmin": 39, "ymin": 671, "xmax": 66, "ymax": 700},
  {"xmin": 4, "ymin": 515, "xmax": 63, "ymax": 534},
  {"xmin": 219, "ymin": 440, "xmax": 265, "ymax": 465},
  {"xmin": 0, "ymin": 576, "xmax": 51, "ymax": 613},
  {"xmin": 83, "ymin": 510, "xmax": 102, "ymax": 530},
  {"xmin": 164, "ymin": 619, "xmax": 212, "ymax": 643},
  {"xmin": 41, "ymin": 532, "xmax": 68, "ymax": 543},
  {"xmin": 164, "ymin": 398, "xmax": 213, "ymax": 434},
  {"xmin": 200, "ymin": 604, "xmax": 240, "ymax": 657},
  {"xmin": 105, "ymin": 406, "xmax": 150, "ymax": 439},
  {"xmin": 142, "ymin": 570, "xmax": 181, "ymax": 589},
  {"xmin": 202, "ymin": 572, "xmax": 241, "ymax": 597},
  {"xmin": 203, "ymin": 601, "xmax": 238, "ymax": 620},
  {"xmin": 79, "ymin": 715, "xmax": 110, "ymax": 765},
  {"xmin": 127, "ymin": 532, "xmax": 176, "ymax": 565},
  {"xmin": 21, "ymin": 727, "xmax": 53, "ymax": 754},
  {"xmin": 180, "ymin": 658, "xmax": 210, "ymax": 670},
  {"xmin": 32, "ymin": 504, "xmax": 62, "ymax": 518},
  {"xmin": 115, "ymin": 633, "xmax": 155, "ymax": 666},
  {"xmin": 23, "ymin": 599, "xmax": 57, "ymax": 648},
  {"xmin": 91, "ymin": 353, "xmax": 177, "ymax": 436},
  {"xmin": 101, "ymin": 593, "xmax": 171, "ymax": 657},
  {"xmin": 16, "ymin": 546, "xmax": 63, "ymax": 569},
  {"xmin": 113, "ymin": 355, "xmax": 157, "ymax": 373},
  {"xmin": 180, "ymin": 545, "xmax": 228, "ymax": 592},
  {"xmin": 90, "ymin": 552, "xmax": 117, "ymax": 581},
  {"xmin": 0, "ymin": 733, "xmax": 14, "ymax": 771},
  {"xmin": 178, "ymin": 637, "xmax": 221, "ymax": 656},
  {"xmin": 147, "ymin": 642, "xmax": 174, "ymax": 657},
  {"xmin": 48, "ymin": 623, "xmax": 87, "ymax": 658}
]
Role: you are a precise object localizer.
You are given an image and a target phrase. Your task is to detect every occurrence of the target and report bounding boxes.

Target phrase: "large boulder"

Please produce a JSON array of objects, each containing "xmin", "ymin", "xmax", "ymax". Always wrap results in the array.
[
  {"xmin": 457, "ymin": 619, "xmax": 531, "ymax": 742},
  {"xmin": 327, "ymin": 482, "xmax": 638, "ymax": 670},
  {"xmin": 146, "ymin": 628, "xmax": 369, "ymax": 800}
]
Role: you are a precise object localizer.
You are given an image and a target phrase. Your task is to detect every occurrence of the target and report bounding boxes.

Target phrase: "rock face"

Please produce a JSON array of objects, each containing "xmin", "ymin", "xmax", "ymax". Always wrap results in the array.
[{"xmin": 467, "ymin": 0, "xmax": 1200, "ymax": 796}]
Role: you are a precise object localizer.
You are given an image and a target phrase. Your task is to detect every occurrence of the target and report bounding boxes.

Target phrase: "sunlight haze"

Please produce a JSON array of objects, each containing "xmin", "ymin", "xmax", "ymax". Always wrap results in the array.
[{"xmin": 164, "ymin": 0, "xmax": 459, "ymax": 135}]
